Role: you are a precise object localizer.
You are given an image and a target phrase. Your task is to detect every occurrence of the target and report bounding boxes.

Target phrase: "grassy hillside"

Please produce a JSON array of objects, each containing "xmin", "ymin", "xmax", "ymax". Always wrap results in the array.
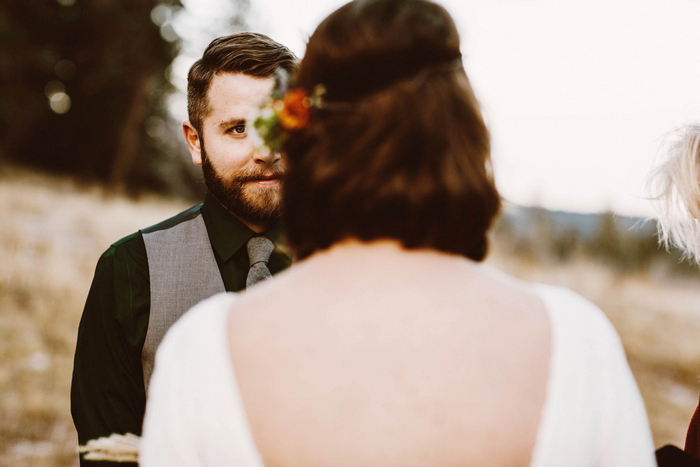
[{"xmin": 1, "ymin": 165, "xmax": 699, "ymax": 465}]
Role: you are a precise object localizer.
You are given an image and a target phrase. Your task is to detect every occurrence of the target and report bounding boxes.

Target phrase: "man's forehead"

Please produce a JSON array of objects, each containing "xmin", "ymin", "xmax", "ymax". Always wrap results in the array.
[
  {"xmin": 204, "ymin": 72, "xmax": 274, "ymax": 119},
  {"xmin": 207, "ymin": 72, "xmax": 274, "ymax": 99}
]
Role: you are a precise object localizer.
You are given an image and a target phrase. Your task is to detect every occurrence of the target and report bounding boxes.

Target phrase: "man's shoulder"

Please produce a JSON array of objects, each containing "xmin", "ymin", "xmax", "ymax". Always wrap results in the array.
[
  {"xmin": 100, "ymin": 203, "xmax": 204, "ymax": 261},
  {"xmin": 110, "ymin": 231, "xmax": 145, "ymax": 250},
  {"xmin": 140, "ymin": 203, "xmax": 204, "ymax": 235},
  {"xmin": 96, "ymin": 231, "xmax": 147, "ymax": 270}
]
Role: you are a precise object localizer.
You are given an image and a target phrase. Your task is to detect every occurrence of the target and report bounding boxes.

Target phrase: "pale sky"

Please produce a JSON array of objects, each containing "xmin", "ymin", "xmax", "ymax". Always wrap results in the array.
[{"xmin": 173, "ymin": 0, "xmax": 700, "ymax": 217}]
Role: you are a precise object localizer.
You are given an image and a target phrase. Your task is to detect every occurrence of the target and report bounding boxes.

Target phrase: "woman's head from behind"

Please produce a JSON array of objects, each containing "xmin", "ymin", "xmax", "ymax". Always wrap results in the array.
[{"xmin": 283, "ymin": 0, "xmax": 501, "ymax": 260}]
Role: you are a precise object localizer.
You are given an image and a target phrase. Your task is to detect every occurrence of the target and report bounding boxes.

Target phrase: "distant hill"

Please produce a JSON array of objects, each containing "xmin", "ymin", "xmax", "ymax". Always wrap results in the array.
[
  {"xmin": 493, "ymin": 203, "xmax": 700, "ymax": 277},
  {"xmin": 499, "ymin": 204, "xmax": 655, "ymax": 240}
]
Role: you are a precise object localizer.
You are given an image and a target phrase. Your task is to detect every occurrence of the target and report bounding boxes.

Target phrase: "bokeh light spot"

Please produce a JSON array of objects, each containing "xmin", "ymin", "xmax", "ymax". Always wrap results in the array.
[
  {"xmin": 160, "ymin": 23, "xmax": 179, "ymax": 43},
  {"xmin": 49, "ymin": 92, "xmax": 71, "ymax": 114},
  {"xmin": 150, "ymin": 5, "xmax": 172, "ymax": 26}
]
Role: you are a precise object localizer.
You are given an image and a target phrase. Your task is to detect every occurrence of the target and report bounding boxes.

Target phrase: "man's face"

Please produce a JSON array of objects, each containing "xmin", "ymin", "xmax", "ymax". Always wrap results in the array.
[{"xmin": 184, "ymin": 73, "xmax": 282, "ymax": 229}]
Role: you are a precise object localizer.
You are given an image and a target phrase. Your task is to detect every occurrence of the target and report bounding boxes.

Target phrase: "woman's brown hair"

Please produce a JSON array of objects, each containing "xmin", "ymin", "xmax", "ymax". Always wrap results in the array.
[{"xmin": 283, "ymin": 0, "xmax": 501, "ymax": 261}]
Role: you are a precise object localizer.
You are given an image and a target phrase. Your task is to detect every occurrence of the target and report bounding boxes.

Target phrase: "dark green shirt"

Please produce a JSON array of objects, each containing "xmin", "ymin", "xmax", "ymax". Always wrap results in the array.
[{"xmin": 70, "ymin": 192, "xmax": 291, "ymax": 466}]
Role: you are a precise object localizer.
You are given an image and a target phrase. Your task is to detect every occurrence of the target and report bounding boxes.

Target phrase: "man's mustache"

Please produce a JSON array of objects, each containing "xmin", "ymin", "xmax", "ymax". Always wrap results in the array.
[{"xmin": 233, "ymin": 166, "xmax": 285, "ymax": 183}]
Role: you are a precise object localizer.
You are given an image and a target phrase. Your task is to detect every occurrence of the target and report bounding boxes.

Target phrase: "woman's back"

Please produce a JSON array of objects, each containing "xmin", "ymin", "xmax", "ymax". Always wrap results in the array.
[
  {"xmin": 141, "ymin": 240, "xmax": 655, "ymax": 466},
  {"xmin": 227, "ymin": 241, "xmax": 551, "ymax": 466}
]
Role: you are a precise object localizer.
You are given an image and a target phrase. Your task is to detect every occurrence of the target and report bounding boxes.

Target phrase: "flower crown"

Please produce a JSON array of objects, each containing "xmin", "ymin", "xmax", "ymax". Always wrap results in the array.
[{"xmin": 252, "ymin": 73, "xmax": 325, "ymax": 155}]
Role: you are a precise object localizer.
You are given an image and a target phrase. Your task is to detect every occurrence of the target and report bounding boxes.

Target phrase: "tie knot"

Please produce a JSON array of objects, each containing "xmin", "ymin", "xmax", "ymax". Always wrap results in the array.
[{"xmin": 246, "ymin": 235, "xmax": 274, "ymax": 266}]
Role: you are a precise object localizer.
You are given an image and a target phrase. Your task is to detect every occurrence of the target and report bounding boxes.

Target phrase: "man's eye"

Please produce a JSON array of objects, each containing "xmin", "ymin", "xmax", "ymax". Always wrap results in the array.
[{"xmin": 231, "ymin": 125, "xmax": 246, "ymax": 134}]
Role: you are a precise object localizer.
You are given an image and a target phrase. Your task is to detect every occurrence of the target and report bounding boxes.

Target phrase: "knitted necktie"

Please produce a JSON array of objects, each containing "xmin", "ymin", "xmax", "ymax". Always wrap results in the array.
[{"xmin": 246, "ymin": 235, "xmax": 275, "ymax": 287}]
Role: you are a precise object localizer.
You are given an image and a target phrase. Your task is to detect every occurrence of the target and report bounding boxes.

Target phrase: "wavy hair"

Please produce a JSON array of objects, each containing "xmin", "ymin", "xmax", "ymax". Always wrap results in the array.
[
  {"xmin": 187, "ymin": 32, "xmax": 298, "ymax": 135},
  {"xmin": 283, "ymin": 0, "xmax": 500, "ymax": 261},
  {"xmin": 647, "ymin": 124, "xmax": 700, "ymax": 264}
]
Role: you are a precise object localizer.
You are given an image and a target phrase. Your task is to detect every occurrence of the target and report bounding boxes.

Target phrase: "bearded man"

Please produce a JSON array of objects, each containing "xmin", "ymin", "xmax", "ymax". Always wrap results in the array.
[{"xmin": 71, "ymin": 32, "xmax": 297, "ymax": 466}]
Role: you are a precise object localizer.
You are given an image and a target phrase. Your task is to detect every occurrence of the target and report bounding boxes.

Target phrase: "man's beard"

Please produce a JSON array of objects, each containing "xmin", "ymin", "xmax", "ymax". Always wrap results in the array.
[{"xmin": 201, "ymin": 146, "xmax": 283, "ymax": 225}]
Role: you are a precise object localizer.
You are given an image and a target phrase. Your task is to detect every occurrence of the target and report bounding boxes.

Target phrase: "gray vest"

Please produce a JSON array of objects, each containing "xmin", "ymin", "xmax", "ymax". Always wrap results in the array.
[{"xmin": 141, "ymin": 212, "xmax": 225, "ymax": 392}]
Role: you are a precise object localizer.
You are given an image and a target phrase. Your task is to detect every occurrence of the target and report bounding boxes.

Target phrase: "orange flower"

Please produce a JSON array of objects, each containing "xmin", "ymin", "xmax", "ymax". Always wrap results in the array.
[{"xmin": 279, "ymin": 88, "xmax": 311, "ymax": 130}]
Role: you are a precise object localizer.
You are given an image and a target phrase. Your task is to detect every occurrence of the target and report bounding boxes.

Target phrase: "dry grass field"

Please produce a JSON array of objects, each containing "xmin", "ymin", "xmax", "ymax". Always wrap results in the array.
[
  {"xmin": 0, "ymin": 165, "xmax": 190, "ymax": 466},
  {"xmin": 1, "ymin": 164, "xmax": 699, "ymax": 465}
]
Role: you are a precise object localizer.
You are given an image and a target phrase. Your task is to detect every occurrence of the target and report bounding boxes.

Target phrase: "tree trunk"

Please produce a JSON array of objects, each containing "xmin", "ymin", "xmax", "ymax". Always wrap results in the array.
[{"xmin": 109, "ymin": 72, "xmax": 151, "ymax": 187}]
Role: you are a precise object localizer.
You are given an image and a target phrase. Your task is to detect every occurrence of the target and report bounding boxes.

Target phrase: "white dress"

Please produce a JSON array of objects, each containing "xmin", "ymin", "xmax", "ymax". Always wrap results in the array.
[{"xmin": 140, "ymin": 284, "xmax": 656, "ymax": 466}]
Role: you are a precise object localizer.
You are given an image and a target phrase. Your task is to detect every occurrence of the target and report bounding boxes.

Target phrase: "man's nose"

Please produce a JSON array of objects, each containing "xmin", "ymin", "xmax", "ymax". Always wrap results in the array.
[{"xmin": 254, "ymin": 150, "xmax": 281, "ymax": 165}]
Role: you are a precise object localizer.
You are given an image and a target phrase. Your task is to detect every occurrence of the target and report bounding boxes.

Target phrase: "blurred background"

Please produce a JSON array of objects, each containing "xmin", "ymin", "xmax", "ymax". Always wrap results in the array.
[{"xmin": 1, "ymin": 0, "xmax": 699, "ymax": 465}]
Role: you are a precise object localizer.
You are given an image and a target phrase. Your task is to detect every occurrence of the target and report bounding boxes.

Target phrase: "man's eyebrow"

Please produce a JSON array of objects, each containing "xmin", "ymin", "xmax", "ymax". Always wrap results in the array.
[{"xmin": 218, "ymin": 118, "xmax": 247, "ymax": 129}]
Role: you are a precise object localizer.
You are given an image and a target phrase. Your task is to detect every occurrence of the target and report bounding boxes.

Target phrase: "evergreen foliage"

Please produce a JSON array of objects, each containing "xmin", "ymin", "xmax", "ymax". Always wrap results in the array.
[{"xmin": 0, "ymin": 0, "xmax": 247, "ymax": 197}]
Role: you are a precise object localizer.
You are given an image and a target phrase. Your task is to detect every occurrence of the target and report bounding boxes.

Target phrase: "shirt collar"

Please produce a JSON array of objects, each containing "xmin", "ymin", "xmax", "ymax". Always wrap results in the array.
[{"xmin": 200, "ymin": 191, "xmax": 291, "ymax": 262}]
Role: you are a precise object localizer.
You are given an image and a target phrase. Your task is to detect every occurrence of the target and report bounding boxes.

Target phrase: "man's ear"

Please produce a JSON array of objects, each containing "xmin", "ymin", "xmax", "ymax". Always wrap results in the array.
[{"xmin": 183, "ymin": 121, "xmax": 202, "ymax": 166}]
